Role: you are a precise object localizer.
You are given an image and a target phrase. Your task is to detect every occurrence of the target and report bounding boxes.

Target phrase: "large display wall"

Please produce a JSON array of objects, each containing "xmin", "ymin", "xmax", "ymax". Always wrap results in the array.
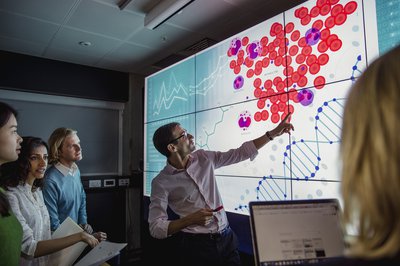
[{"xmin": 144, "ymin": 0, "xmax": 400, "ymax": 215}]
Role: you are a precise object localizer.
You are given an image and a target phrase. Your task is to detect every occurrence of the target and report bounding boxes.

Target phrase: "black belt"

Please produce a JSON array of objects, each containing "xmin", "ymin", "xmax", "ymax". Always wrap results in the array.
[{"xmin": 182, "ymin": 226, "xmax": 231, "ymax": 240}]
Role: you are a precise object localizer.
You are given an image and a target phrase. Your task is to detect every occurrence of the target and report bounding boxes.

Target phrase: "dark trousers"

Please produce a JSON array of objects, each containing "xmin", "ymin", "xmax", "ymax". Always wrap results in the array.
[{"xmin": 179, "ymin": 226, "xmax": 241, "ymax": 266}]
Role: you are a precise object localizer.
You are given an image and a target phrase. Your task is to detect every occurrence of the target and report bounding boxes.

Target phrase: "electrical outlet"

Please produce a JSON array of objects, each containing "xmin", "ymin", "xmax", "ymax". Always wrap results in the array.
[
  {"xmin": 89, "ymin": 180, "xmax": 101, "ymax": 188},
  {"xmin": 119, "ymin": 178, "xmax": 130, "ymax": 187}
]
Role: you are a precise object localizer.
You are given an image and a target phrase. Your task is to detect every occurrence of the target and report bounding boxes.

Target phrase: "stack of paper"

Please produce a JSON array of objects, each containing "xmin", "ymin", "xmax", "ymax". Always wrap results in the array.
[{"xmin": 49, "ymin": 217, "xmax": 127, "ymax": 266}]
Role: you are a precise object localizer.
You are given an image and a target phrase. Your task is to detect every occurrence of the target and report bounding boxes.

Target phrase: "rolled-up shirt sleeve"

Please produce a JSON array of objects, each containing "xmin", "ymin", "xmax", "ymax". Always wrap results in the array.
[
  {"xmin": 6, "ymin": 192, "xmax": 37, "ymax": 258},
  {"xmin": 148, "ymin": 178, "xmax": 171, "ymax": 239}
]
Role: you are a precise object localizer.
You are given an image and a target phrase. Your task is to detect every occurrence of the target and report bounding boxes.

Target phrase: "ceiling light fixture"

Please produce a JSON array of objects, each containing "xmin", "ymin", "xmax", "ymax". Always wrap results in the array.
[
  {"xmin": 144, "ymin": 0, "xmax": 194, "ymax": 30},
  {"xmin": 78, "ymin": 41, "xmax": 92, "ymax": 47}
]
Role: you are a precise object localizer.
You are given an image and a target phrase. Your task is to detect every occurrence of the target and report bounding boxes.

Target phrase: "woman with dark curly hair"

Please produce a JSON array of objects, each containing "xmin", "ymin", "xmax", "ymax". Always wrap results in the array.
[{"xmin": 1, "ymin": 136, "xmax": 100, "ymax": 265}]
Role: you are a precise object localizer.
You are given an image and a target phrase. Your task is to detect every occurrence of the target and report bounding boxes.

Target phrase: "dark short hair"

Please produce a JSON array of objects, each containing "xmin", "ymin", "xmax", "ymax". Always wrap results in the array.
[
  {"xmin": 0, "ymin": 101, "xmax": 18, "ymax": 128},
  {"xmin": 0, "ymin": 136, "xmax": 48, "ymax": 189},
  {"xmin": 153, "ymin": 122, "xmax": 180, "ymax": 157}
]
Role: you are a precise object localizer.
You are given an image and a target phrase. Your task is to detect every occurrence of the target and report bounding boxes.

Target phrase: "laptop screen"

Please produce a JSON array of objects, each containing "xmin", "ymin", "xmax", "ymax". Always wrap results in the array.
[{"xmin": 249, "ymin": 199, "xmax": 345, "ymax": 266}]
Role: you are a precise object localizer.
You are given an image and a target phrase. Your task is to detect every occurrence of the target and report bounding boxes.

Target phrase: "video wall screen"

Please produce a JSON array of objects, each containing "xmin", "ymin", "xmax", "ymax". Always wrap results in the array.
[{"xmin": 144, "ymin": 0, "xmax": 399, "ymax": 215}]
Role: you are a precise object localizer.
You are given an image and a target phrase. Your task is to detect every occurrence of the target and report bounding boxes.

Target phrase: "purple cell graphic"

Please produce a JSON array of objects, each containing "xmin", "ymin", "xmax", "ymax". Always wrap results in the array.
[
  {"xmin": 238, "ymin": 111, "xmax": 252, "ymax": 130},
  {"xmin": 305, "ymin": 27, "xmax": 321, "ymax": 46},
  {"xmin": 297, "ymin": 89, "xmax": 314, "ymax": 106},
  {"xmin": 229, "ymin": 38, "xmax": 241, "ymax": 56},
  {"xmin": 247, "ymin": 42, "xmax": 260, "ymax": 59},
  {"xmin": 233, "ymin": 75, "xmax": 244, "ymax": 90}
]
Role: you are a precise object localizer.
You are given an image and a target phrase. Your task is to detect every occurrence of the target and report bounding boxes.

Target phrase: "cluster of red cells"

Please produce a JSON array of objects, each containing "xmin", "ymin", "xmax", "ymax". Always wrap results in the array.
[{"xmin": 227, "ymin": 0, "xmax": 358, "ymax": 124}]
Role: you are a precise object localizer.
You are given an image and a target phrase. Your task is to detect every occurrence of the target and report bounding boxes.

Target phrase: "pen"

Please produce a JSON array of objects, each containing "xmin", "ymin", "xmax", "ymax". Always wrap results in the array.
[{"xmin": 213, "ymin": 205, "xmax": 223, "ymax": 212}]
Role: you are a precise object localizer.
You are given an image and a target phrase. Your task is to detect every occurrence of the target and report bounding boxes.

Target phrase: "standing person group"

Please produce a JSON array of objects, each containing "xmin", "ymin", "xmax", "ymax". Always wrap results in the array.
[
  {"xmin": 0, "ymin": 103, "xmax": 106, "ymax": 265},
  {"xmin": 1, "ymin": 136, "xmax": 99, "ymax": 265}
]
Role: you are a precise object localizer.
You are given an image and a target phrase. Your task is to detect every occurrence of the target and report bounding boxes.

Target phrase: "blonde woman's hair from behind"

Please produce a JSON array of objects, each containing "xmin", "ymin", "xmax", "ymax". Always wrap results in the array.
[
  {"xmin": 48, "ymin": 127, "xmax": 77, "ymax": 165},
  {"xmin": 340, "ymin": 45, "xmax": 400, "ymax": 259}
]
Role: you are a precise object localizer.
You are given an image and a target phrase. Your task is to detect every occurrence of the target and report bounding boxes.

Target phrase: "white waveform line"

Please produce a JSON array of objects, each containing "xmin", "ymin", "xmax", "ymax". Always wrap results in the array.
[
  {"xmin": 152, "ymin": 72, "xmax": 190, "ymax": 116},
  {"xmin": 192, "ymin": 54, "xmax": 231, "ymax": 96}
]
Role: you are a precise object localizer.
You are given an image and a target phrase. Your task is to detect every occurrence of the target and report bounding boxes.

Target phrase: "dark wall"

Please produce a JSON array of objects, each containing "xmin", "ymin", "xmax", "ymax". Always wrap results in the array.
[{"xmin": 0, "ymin": 50, "xmax": 129, "ymax": 102}]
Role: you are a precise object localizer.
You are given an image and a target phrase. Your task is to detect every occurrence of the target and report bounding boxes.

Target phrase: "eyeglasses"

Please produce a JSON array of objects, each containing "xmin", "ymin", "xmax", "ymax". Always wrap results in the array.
[{"xmin": 168, "ymin": 130, "xmax": 188, "ymax": 144}]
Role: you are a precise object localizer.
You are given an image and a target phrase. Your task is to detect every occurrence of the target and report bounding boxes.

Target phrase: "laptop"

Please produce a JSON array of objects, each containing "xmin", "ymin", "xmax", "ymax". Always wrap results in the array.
[{"xmin": 249, "ymin": 199, "xmax": 345, "ymax": 266}]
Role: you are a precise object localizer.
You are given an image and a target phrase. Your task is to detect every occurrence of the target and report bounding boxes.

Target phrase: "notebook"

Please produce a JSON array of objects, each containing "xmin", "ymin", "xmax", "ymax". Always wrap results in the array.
[{"xmin": 249, "ymin": 199, "xmax": 345, "ymax": 266}]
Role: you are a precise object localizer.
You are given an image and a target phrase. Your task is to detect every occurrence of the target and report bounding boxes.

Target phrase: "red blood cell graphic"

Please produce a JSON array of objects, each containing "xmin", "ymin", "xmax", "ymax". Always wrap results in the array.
[
  {"xmin": 260, "ymin": 36, "xmax": 269, "ymax": 45},
  {"xmin": 292, "ymin": 72, "xmax": 301, "ymax": 83},
  {"xmin": 261, "ymin": 110, "xmax": 269, "ymax": 121},
  {"xmin": 320, "ymin": 4, "xmax": 331, "ymax": 16},
  {"xmin": 270, "ymin": 95, "xmax": 278, "ymax": 104},
  {"xmin": 241, "ymin": 36, "xmax": 249, "ymax": 46},
  {"xmin": 291, "ymin": 30, "xmax": 301, "ymax": 42},
  {"xmin": 318, "ymin": 53, "xmax": 329, "ymax": 65},
  {"xmin": 269, "ymin": 50, "xmax": 277, "ymax": 60},
  {"xmin": 314, "ymin": 76, "xmax": 326, "ymax": 89},
  {"xmin": 273, "ymin": 76, "xmax": 282, "ymax": 86},
  {"xmin": 312, "ymin": 19, "xmax": 324, "ymax": 30},
  {"xmin": 301, "ymin": 15, "xmax": 311, "ymax": 25},
  {"xmin": 309, "ymin": 63, "xmax": 321, "ymax": 75},
  {"xmin": 285, "ymin": 22, "xmax": 295, "ymax": 33},
  {"xmin": 306, "ymin": 54, "xmax": 317, "ymax": 66},
  {"xmin": 245, "ymin": 57, "xmax": 254, "ymax": 68},
  {"xmin": 316, "ymin": 0, "xmax": 327, "ymax": 8},
  {"xmin": 226, "ymin": 0, "xmax": 359, "ymax": 123},
  {"xmin": 284, "ymin": 66, "xmax": 294, "ymax": 76},
  {"xmin": 254, "ymin": 87, "xmax": 262, "ymax": 98},
  {"xmin": 257, "ymin": 99, "xmax": 265, "ymax": 109},
  {"xmin": 327, "ymin": 34, "xmax": 338, "ymax": 46},
  {"xmin": 280, "ymin": 93, "xmax": 288, "ymax": 102},
  {"xmin": 298, "ymin": 64, "xmax": 308, "ymax": 76},
  {"xmin": 298, "ymin": 76, "xmax": 308, "ymax": 88},
  {"xmin": 277, "ymin": 81, "xmax": 285, "ymax": 92},
  {"xmin": 234, "ymin": 65, "xmax": 241, "ymax": 75},
  {"xmin": 270, "ymin": 103, "xmax": 279, "ymax": 113},
  {"xmin": 302, "ymin": 46, "xmax": 312, "ymax": 56},
  {"xmin": 325, "ymin": 16, "xmax": 335, "ymax": 28},
  {"xmin": 320, "ymin": 28, "xmax": 330, "ymax": 40},
  {"xmin": 317, "ymin": 41, "xmax": 329, "ymax": 53},
  {"xmin": 335, "ymin": 13, "xmax": 347, "ymax": 25},
  {"xmin": 298, "ymin": 37, "xmax": 307, "ymax": 47},
  {"xmin": 344, "ymin": 1, "xmax": 357, "ymax": 14},
  {"xmin": 246, "ymin": 69, "xmax": 254, "ymax": 78},
  {"xmin": 255, "ymin": 61, "xmax": 263, "ymax": 70},
  {"xmin": 330, "ymin": 39, "xmax": 342, "ymax": 51},
  {"xmin": 331, "ymin": 4, "xmax": 343, "ymax": 16},
  {"xmin": 296, "ymin": 53, "xmax": 306, "ymax": 64},
  {"xmin": 262, "ymin": 57, "xmax": 270, "ymax": 68},
  {"xmin": 253, "ymin": 78, "xmax": 262, "ymax": 88},
  {"xmin": 264, "ymin": 79, "xmax": 273, "ymax": 89},
  {"xmin": 278, "ymin": 102, "xmax": 287, "ymax": 112},
  {"xmin": 297, "ymin": 7, "xmax": 309, "ymax": 19},
  {"xmin": 310, "ymin": 6, "xmax": 320, "ymax": 18},
  {"xmin": 274, "ymin": 56, "xmax": 283, "ymax": 66},
  {"xmin": 271, "ymin": 113, "xmax": 280, "ymax": 124},
  {"xmin": 289, "ymin": 45, "xmax": 299, "ymax": 56}
]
